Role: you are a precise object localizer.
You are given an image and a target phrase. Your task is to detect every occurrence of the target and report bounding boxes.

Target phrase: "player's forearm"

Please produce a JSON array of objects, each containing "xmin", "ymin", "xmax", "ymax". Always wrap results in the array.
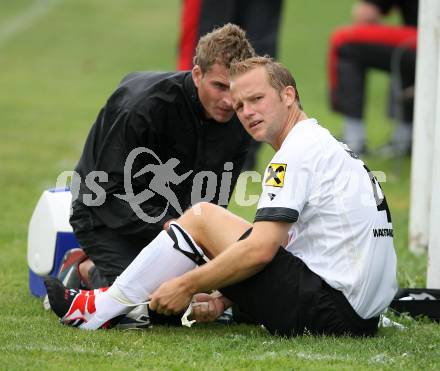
[{"xmin": 181, "ymin": 239, "xmax": 277, "ymax": 295}]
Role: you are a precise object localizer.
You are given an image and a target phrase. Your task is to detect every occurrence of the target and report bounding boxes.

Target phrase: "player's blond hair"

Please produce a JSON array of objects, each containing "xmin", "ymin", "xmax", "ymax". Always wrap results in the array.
[
  {"xmin": 194, "ymin": 23, "xmax": 256, "ymax": 74},
  {"xmin": 230, "ymin": 56, "xmax": 303, "ymax": 109}
]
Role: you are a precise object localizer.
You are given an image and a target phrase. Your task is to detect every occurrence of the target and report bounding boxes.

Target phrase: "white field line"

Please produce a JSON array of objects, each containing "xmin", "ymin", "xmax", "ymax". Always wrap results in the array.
[
  {"xmin": 0, "ymin": 0, "xmax": 63, "ymax": 47},
  {"xmin": 0, "ymin": 344, "xmax": 135, "ymax": 357},
  {"xmin": 251, "ymin": 349, "xmax": 396, "ymax": 365},
  {"xmin": 251, "ymin": 350, "xmax": 353, "ymax": 363},
  {"xmin": 2, "ymin": 343, "xmax": 398, "ymax": 365}
]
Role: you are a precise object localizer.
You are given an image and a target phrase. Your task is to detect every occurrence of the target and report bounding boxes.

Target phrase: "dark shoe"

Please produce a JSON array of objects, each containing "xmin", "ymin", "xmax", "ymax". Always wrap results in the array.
[
  {"xmin": 44, "ymin": 276, "xmax": 85, "ymax": 326},
  {"xmin": 43, "ymin": 249, "xmax": 89, "ymax": 311},
  {"xmin": 215, "ymin": 307, "xmax": 234, "ymax": 325},
  {"xmin": 114, "ymin": 304, "xmax": 152, "ymax": 330},
  {"xmin": 57, "ymin": 248, "xmax": 88, "ymax": 289}
]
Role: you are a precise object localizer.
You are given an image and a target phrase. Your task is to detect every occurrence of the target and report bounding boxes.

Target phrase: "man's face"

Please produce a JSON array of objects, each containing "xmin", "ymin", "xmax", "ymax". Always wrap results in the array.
[
  {"xmin": 230, "ymin": 67, "xmax": 290, "ymax": 146},
  {"xmin": 192, "ymin": 63, "xmax": 234, "ymax": 123}
]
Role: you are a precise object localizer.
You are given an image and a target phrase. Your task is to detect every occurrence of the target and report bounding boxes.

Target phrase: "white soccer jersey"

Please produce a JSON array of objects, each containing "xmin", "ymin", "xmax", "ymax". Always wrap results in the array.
[{"xmin": 255, "ymin": 118, "xmax": 397, "ymax": 319}]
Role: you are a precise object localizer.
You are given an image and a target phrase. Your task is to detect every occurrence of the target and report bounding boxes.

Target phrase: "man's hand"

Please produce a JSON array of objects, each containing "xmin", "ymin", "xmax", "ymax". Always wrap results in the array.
[
  {"xmin": 149, "ymin": 277, "xmax": 193, "ymax": 315},
  {"xmin": 190, "ymin": 293, "xmax": 229, "ymax": 323}
]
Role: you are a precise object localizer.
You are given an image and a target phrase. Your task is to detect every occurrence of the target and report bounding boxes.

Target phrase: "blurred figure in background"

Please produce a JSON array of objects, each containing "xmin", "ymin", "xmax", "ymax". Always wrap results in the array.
[
  {"xmin": 328, "ymin": 0, "xmax": 418, "ymax": 156},
  {"xmin": 177, "ymin": 0, "xmax": 283, "ymax": 169}
]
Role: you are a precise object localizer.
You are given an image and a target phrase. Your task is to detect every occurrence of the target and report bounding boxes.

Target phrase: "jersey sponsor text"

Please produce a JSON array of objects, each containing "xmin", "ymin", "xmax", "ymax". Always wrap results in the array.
[{"xmin": 373, "ymin": 228, "xmax": 394, "ymax": 238}]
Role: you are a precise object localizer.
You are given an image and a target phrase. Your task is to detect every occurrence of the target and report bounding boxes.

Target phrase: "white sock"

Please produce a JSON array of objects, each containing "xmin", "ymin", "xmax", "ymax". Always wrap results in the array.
[
  {"xmin": 113, "ymin": 223, "xmax": 204, "ymax": 305},
  {"xmin": 79, "ymin": 224, "xmax": 203, "ymax": 329},
  {"xmin": 79, "ymin": 290, "xmax": 130, "ymax": 330},
  {"xmin": 343, "ymin": 116, "xmax": 365, "ymax": 152}
]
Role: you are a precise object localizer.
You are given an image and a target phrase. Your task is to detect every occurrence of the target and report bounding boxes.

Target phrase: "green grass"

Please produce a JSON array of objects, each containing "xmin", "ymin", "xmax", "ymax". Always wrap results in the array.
[{"xmin": 0, "ymin": 0, "xmax": 437, "ymax": 369}]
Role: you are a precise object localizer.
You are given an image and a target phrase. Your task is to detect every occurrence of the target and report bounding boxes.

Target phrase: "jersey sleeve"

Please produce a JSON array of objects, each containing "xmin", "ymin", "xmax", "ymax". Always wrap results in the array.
[{"xmin": 254, "ymin": 141, "xmax": 316, "ymax": 224}]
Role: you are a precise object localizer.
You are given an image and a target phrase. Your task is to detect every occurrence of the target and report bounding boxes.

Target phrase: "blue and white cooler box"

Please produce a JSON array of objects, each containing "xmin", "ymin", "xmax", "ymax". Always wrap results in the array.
[{"xmin": 27, "ymin": 188, "xmax": 79, "ymax": 297}]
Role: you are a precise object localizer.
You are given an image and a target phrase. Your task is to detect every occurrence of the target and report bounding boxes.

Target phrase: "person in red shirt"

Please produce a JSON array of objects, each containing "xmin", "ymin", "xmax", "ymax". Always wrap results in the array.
[{"xmin": 328, "ymin": 0, "xmax": 418, "ymax": 156}]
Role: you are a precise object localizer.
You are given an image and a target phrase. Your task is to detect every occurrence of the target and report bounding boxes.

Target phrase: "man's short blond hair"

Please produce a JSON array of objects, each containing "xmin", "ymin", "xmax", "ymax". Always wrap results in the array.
[
  {"xmin": 194, "ymin": 23, "xmax": 256, "ymax": 74},
  {"xmin": 230, "ymin": 56, "xmax": 303, "ymax": 109}
]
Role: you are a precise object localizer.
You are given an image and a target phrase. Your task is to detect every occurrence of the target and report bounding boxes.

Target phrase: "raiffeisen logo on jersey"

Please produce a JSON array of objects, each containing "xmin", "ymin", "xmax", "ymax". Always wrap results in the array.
[{"xmin": 265, "ymin": 163, "xmax": 287, "ymax": 187}]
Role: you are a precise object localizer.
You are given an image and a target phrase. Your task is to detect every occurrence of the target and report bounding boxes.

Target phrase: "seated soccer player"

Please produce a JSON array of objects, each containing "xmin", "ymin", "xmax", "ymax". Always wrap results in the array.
[{"xmin": 45, "ymin": 57, "xmax": 397, "ymax": 337}]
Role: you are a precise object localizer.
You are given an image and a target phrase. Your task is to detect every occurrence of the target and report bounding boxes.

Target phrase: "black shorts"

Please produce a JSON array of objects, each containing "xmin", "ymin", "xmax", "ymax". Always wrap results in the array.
[{"xmin": 220, "ymin": 229, "xmax": 379, "ymax": 337}]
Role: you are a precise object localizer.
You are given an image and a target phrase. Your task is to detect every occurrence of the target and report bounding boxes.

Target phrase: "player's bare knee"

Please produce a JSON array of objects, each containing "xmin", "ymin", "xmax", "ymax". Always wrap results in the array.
[
  {"xmin": 179, "ymin": 202, "xmax": 219, "ymax": 240},
  {"xmin": 178, "ymin": 203, "xmax": 207, "ymax": 241},
  {"xmin": 187, "ymin": 202, "xmax": 218, "ymax": 220}
]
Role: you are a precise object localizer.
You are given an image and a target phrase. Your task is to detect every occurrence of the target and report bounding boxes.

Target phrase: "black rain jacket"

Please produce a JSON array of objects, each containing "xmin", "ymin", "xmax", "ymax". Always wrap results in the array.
[{"xmin": 70, "ymin": 71, "xmax": 250, "ymax": 243}]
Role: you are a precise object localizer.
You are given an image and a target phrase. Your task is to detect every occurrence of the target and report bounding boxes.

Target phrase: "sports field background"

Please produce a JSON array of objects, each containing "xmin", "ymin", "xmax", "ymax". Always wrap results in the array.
[{"xmin": 0, "ymin": 0, "xmax": 438, "ymax": 369}]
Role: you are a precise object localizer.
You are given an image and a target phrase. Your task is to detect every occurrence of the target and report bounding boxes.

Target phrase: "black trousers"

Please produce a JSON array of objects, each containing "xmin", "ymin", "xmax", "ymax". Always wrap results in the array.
[
  {"xmin": 328, "ymin": 24, "xmax": 417, "ymax": 122},
  {"xmin": 70, "ymin": 198, "xmax": 162, "ymax": 287},
  {"xmin": 73, "ymin": 226, "xmax": 155, "ymax": 287}
]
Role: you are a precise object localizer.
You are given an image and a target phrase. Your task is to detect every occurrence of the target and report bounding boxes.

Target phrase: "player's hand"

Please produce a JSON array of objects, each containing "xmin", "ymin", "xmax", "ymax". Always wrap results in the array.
[
  {"xmin": 190, "ymin": 293, "xmax": 226, "ymax": 323},
  {"xmin": 149, "ymin": 277, "xmax": 192, "ymax": 315}
]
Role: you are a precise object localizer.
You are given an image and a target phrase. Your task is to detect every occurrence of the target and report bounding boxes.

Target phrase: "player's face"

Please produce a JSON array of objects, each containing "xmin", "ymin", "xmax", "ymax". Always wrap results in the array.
[
  {"xmin": 231, "ymin": 67, "xmax": 292, "ymax": 148},
  {"xmin": 192, "ymin": 63, "xmax": 235, "ymax": 123}
]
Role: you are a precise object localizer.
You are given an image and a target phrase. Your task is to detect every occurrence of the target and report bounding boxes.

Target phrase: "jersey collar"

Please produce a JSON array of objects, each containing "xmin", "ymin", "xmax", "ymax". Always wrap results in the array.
[{"xmin": 280, "ymin": 118, "xmax": 318, "ymax": 149}]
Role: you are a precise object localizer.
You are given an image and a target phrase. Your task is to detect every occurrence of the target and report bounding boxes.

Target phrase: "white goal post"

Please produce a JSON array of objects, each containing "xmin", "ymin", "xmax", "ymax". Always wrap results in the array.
[{"xmin": 409, "ymin": 0, "xmax": 440, "ymax": 287}]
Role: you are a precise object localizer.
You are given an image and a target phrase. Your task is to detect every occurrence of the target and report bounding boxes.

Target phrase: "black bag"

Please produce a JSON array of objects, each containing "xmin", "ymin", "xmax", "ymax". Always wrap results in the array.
[{"xmin": 389, "ymin": 288, "xmax": 440, "ymax": 321}]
